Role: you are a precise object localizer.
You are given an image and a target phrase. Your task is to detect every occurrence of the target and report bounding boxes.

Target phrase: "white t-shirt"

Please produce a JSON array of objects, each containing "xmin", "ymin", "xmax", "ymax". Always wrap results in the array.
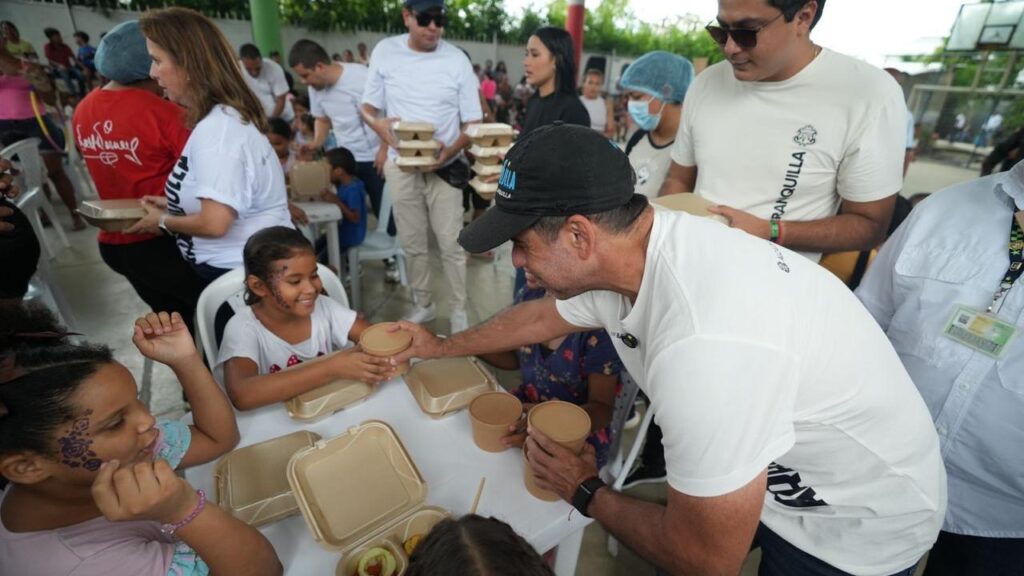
[
  {"xmin": 555, "ymin": 210, "xmax": 945, "ymax": 576},
  {"xmin": 627, "ymin": 131, "xmax": 673, "ymax": 200},
  {"xmin": 672, "ymin": 49, "xmax": 906, "ymax": 262},
  {"xmin": 240, "ymin": 58, "xmax": 294, "ymax": 122},
  {"xmin": 309, "ymin": 63, "xmax": 381, "ymax": 162},
  {"xmin": 580, "ymin": 95, "xmax": 607, "ymax": 133},
  {"xmin": 216, "ymin": 295, "xmax": 357, "ymax": 373},
  {"xmin": 164, "ymin": 105, "xmax": 293, "ymax": 269},
  {"xmin": 363, "ymin": 35, "xmax": 483, "ymax": 161}
]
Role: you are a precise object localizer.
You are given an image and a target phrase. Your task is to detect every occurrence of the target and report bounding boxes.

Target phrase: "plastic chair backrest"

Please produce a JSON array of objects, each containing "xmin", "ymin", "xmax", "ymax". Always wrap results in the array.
[
  {"xmin": 0, "ymin": 138, "xmax": 46, "ymax": 190},
  {"xmin": 605, "ymin": 371, "xmax": 641, "ymax": 474},
  {"xmin": 375, "ymin": 184, "xmax": 393, "ymax": 234},
  {"xmin": 195, "ymin": 263, "xmax": 350, "ymax": 369}
]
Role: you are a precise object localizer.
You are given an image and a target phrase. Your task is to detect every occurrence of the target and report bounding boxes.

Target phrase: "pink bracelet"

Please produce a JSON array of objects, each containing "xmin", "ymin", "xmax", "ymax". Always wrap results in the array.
[{"xmin": 160, "ymin": 489, "xmax": 206, "ymax": 538}]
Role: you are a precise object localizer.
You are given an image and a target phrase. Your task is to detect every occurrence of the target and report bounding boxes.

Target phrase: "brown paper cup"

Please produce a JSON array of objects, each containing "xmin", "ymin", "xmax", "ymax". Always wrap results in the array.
[
  {"xmin": 359, "ymin": 323, "xmax": 413, "ymax": 375},
  {"xmin": 522, "ymin": 401, "xmax": 591, "ymax": 501},
  {"xmin": 468, "ymin": 392, "xmax": 522, "ymax": 452}
]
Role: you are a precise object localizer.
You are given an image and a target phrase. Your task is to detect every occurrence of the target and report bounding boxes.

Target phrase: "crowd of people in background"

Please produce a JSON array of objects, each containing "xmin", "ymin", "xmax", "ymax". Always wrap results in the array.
[{"xmin": 1, "ymin": 0, "xmax": 1023, "ymax": 575}]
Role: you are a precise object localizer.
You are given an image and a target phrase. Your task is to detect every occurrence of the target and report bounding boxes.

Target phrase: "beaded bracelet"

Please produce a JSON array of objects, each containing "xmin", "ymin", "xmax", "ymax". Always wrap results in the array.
[{"xmin": 161, "ymin": 489, "xmax": 206, "ymax": 538}]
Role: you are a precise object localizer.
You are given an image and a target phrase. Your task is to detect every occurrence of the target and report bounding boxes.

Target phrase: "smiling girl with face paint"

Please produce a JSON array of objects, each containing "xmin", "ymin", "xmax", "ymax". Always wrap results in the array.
[{"xmin": 0, "ymin": 303, "xmax": 281, "ymax": 576}]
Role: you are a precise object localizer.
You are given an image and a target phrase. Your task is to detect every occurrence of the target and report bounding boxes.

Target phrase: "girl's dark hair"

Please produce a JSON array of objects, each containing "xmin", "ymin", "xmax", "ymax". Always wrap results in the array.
[
  {"xmin": 268, "ymin": 116, "xmax": 293, "ymax": 140},
  {"xmin": 532, "ymin": 27, "xmax": 577, "ymax": 96},
  {"xmin": 0, "ymin": 303, "xmax": 113, "ymax": 463},
  {"xmin": 406, "ymin": 515, "xmax": 554, "ymax": 576},
  {"xmin": 242, "ymin": 226, "xmax": 315, "ymax": 305}
]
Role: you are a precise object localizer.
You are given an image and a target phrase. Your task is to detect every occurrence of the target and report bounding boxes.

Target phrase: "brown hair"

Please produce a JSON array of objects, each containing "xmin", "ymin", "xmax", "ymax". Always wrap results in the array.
[{"xmin": 139, "ymin": 7, "xmax": 267, "ymax": 132}]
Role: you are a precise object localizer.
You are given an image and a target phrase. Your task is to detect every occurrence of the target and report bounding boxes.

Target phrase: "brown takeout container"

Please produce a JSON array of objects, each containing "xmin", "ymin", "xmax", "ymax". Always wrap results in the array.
[
  {"xmin": 468, "ymin": 177, "xmax": 498, "ymax": 200},
  {"xmin": 359, "ymin": 323, "xmax": 413, "ymax": 375},
  {"xmin": 214, "ymin": 430, "xmax": 322, "ymax": 526},
  {"xmin": 394, "ymin": 156, "xmax": 439, "ymax": 173},
  {"xmin": 464, "ymin": 123, "xmax": 516, "ymax": 148},
  {"xmin": 286, "ymin": 421, "xmax": 450, "ymax": 575},
  {"xmin": 392, "ymin": 121, "xmax": 435, "ymax": 142},
  {"xmin": 404, "ymin": 356, "xmax": 500, "ymax": 418},
  {"xmin": 471, "ymin": 162, "xmax": 503, "ymax": 176},
  {"xmin": 281, "ymin": 351, "xmax": 379, "ymax": 421},
  {"xmin": 77, "ymin": 199, "xmax": 146, "ymax": 232},
  {"xmin": 396, "ymin": 140, "xmax": 440, "ymax": 158},
  {"xmin": 289, "ymin": 160, "xmax": 332, "ymax": 202},
  {"xmin": 524, "ymin": 401, "xmax": 591, "ymax": 501},
  {"xmin": 468, "ymin": 143, "xmax": 512, "ymax": 159},
  {"xmin": 469, "ymin": 391, "xmax": 523, "ymax": 452},
  {"xmin": 651, "ymin": 194, "xmax": 730, "ymax": 225}
]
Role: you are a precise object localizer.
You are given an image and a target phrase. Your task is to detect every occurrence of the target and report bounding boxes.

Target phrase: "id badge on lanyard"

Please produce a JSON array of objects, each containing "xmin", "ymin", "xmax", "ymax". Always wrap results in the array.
[{"xmin": 942, "ymin": 212, "xmax": 1024, "ymax": 358}]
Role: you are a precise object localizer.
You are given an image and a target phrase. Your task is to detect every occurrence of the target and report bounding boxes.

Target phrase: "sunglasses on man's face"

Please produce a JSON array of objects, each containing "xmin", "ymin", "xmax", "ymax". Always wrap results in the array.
[
  {"xmin": 705, "ymin": 11, "xmax": 784, "ymax": 49},
  {"xmin": 415, "ymin": 10, "xmax": 447, "ymax": 28}
]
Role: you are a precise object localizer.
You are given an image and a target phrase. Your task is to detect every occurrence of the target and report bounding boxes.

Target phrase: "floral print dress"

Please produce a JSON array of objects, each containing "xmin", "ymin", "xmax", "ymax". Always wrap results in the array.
[{"xmin": 512, "ymin": 287, "xmax": 624, "ymax": 468}]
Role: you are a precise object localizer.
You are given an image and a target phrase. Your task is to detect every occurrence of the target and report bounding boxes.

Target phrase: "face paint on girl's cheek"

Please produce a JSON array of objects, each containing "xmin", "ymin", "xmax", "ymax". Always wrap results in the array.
[
  {"xmin": 268, "ymin": 266, "xmax": 292, "ymax": 309},
  {"xmin": 57, "ymin": 409, "xmax": 103, "ymax": 471}
]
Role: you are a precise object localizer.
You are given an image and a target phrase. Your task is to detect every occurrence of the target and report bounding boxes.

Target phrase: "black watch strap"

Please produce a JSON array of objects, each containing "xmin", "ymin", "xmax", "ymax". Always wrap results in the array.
[{"xmin": 572, "ymin": 476, "xmax": 606, "ymax": 517}]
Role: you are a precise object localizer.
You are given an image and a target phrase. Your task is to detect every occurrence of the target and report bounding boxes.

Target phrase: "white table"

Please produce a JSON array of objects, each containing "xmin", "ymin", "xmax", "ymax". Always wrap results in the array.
[
  {"xmin": 294, "ymin": 201, "xmax": 342, "ymax": 275},
  {"xmin": 184, "ymin": 379, "xmax": 591, "ymax": 576}
]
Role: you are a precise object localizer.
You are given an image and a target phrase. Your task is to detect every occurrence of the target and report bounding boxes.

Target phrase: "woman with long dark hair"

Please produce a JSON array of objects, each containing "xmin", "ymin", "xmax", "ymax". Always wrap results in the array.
[{"xmin": 520, "ymin": 26, "xmax": 589, "ymax": 136}]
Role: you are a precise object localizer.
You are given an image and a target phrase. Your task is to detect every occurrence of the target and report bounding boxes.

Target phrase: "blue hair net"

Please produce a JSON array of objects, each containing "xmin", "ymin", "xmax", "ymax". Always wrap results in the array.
[
  {"xmin": 96, "ymin": 21, "xmax": 152, "ymax": 85},
  {"xmin": 619, "ymin": 51, "xmax": 694, "ymax": 104}
]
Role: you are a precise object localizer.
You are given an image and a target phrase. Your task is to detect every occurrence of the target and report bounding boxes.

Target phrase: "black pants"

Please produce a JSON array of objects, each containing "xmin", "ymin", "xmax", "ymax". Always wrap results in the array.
[
  {"xmin": 922, "ymin": 531, "xmax": 1024, "ymax": 576},
  {"xmin": 99, "ymin": 236, "xmax": 204, "ymax": 335}
]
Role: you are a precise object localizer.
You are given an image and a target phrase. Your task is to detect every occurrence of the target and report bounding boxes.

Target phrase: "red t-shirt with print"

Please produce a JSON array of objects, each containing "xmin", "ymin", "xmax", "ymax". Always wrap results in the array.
[{"xmin": 73, "ymin": 87, "xmax": 191, "ymax": 245}]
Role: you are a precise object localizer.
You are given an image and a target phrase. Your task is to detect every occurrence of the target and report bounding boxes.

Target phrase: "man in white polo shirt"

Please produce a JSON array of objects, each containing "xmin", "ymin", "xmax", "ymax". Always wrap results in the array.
[
  {"xmin": 288, "ymin": 39, "xmax": 389, "ymax": 236},
  {"xmin": 239, "ymin": 43, "xmax": 293, "ymax": 122},
  {"xmin": 660, "ymin": 0, "xmax": 904, "ymax": 264},
  {"xmin": 360, "ymin": 0, "xmax": 482, "ymax": 332},
  {"xmin": 394, "ymin": 124, "xmax": 946, "ymax": 576}
]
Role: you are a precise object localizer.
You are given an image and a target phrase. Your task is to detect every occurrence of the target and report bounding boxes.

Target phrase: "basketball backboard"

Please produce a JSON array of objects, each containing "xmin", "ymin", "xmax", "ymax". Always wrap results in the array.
[{"xmin": 948, "ymin": 1, "xmax": 1024, "ymax": 50}]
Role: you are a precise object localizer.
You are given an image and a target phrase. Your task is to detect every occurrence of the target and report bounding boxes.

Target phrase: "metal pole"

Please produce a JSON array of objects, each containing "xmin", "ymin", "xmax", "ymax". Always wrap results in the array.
[{"xmin": 567, "ymin": 0, "xmax": 585, "ymax": 78}]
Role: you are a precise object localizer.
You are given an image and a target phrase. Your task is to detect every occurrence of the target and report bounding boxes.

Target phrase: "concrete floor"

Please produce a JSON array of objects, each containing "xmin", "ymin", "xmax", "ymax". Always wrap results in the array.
[{"xmin": 35, "ymin": 155, "xmax": 973, "ymax": 575}]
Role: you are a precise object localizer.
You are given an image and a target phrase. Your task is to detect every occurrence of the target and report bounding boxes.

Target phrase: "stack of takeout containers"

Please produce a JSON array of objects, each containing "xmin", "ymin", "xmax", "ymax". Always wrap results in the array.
[
  {"xmin": 288, "ymin": 160, "xmax": 332, "ymax": 202},
  {"xmin": 393, "ymin": 122, "xmax": 439, "ymax": 173},
  {"xmin": 77, "ymin": 199, "xmax": 147, "ymax": 232},
  {"xmin": 286, "ymin": 421, "xmax": 450, "ymax": 576},
  {"xmin": 466, "ymin": 123, "xmax": 516, "ymax": 200},
  {"xmin": 651, "ymin": 193, "xmax": 730, "ymax": 225},
  {"xmin": 404, "ymin": 357, "xmax": 500, "ymax": 419},
  {"xmin": 523, "ymin": 401, "xmax": 591, "ymax": 501},
  {"xmin": 214, "ymin": 430, "xmax": 322, "ymax": 526},
  {"xmin": 282, "ymin": 352, "xmax": 378, "ymax": 422}
]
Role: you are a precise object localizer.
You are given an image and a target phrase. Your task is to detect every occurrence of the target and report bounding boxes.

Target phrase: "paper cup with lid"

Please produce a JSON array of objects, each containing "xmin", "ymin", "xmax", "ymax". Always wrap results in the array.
[
  {"xmin": 523, "ymin": 400, "xmax": 591, "ymax": 500},
  {"xmin": 358, "ymin": 323, "xmax": 414, "ymax": 375},
  {"xmin": 468, "ymin": 391, "xmax": 523, "ymax": 452}
]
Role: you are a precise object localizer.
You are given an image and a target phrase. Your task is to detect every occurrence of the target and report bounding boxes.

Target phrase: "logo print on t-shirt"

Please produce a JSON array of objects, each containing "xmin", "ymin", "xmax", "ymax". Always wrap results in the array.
[
  {"xmin": 164, "ymin": 155, "xmax": 195, "ymax": 263},
  {"xmin": 793, "ymin": 125, "xmax": 817, "ymax": 147},
  {"xmin": 767, "ymin": 462, "xmax": 828, "ymax": 508},
  {"xmin": 75, "ymin": 120, "xmax": 142, "ymax": 166}
]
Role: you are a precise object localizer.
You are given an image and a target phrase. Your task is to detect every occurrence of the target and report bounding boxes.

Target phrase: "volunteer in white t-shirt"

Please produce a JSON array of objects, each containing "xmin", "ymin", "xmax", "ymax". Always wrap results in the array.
[
  {"xmin": 661, "ymin": 0, "xmax": 904, "ymax": 263},
  {"xmin": 239, "ymin": 43, "xmax": 294, "ymax": 122},
  {"xmin": 619, "ymin": 51, "xmax": 694, "ymax": 201},
  {"xmin": 287, "ymin": 39, "xmax": 389, "ymax": 234},
  {"xmin": 360, "ymin": 0, "xmax": 483, "ymax": 332},
  {"xmin": 390, "ymin": 124, "xmax": 946, "ymax": 576},
  {"xmin": 130, "ymin": 10, "xmax": 292, "ymax": 283}
]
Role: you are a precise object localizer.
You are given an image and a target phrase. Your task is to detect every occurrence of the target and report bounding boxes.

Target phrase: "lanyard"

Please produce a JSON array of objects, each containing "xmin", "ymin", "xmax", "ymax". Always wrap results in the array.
[{"xmin": 987, "ymin": 213, "xmax": 1024, "ymax": 313}]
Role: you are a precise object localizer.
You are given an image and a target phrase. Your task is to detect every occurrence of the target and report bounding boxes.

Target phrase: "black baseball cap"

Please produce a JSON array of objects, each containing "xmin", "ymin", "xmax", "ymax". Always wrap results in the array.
[
  {"xmin": 405, "ymin": 0, "xmax": 444, "ymax": 11},
  {"xmin": 459, "ymin": 123, "xmax": 637, "ymax": 253}
]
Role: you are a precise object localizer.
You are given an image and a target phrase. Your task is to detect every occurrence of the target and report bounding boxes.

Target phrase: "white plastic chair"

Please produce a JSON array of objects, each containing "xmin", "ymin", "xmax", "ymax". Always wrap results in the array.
[
  {"xmin": 345, "ymin": 184, "xmax": 408, "ymax": 311},
  {"xmin": 2, "ymin": 138, "xmax": 70, "ymax": 259},
  {"xmin": 195, "ymin": 263, "xmax": 350, "ymax": 385},
  {"xmin": 63, "ymin": 115, "xmax": 99, "ymax": 200}
]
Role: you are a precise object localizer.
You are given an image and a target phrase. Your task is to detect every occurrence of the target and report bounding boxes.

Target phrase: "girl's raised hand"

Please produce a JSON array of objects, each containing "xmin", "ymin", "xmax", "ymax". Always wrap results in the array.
[
  {"xmin": 333, "ymin": 348, "xmax": 396, "ymax": 384},
  {"xmin": 132, "ymin": 311, "xmax": 199, "ymax": 366}
]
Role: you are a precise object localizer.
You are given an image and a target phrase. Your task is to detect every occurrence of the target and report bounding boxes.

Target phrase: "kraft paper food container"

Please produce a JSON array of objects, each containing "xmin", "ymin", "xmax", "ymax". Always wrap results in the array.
[
  {"xmin": 392, "ymin": 121, "xmax": 435, "ymax": 142},
  {"xmin": 468, "ymin": 143, "xmax": 513, "ymax": 159},
  {"xmin": 359, "ymin": 323, "xmax": 413, "ymax": 375},
  {"xmin": 289, "ymin": 160, "xmax": 332, "ymax": 202},
  {"xmin": 405, "ymin": 356, "xmax": 500, "ymax": 417},
  {"xmin": 396, "ymin": 140, "xmax": 440, "ymax": 158},
  {"xmin": 285, "ymin": 421, "xmax": 449, "ymax": 575},
  {"xmin": 471, "ymin": 162, "xmax": 503, "ymax": 176},
  {"xmin": 469, "ymin": 391, "xmax": 523, "ymax": 452},
  {"xmin": 394, "ymin": 156, "xmax": 438, "ymax": 173},
  {"xmin": 214, "ymin": 430, "xmax": 321, "ymax": 526},
  {"xmin": 285, "ymin": 379, "xmax": 379, "ymax": 422},
  {"xmin": 523, "ymin": 445, "xmax": 560, "ymax": 501},
  {"xmin": 527, "ymin": 400, "xmax": 591, "ymax": 454},
  {"xmin": 473, "ymin": 153, "xmax": 503, "ymax": 166},
  {"xmin": 468, "ymin": 177, "xmax": 498, "ymax": 200},
  {"xmin": 651, "ymin": 193, "xmax": 730, "ymax": 225},
  {"xmin": 465, "ymin": 123, "xmax": 516, "ymax": 147},
  {"xmin": 77, "ymin": 199, "xmax": 146, "ymax": 232}
]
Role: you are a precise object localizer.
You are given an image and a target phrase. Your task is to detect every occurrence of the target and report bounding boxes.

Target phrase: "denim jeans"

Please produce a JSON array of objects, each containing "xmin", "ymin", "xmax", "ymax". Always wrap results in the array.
[
  {"xmin": 922, "ymin": 530, "xmax": 1024, "ymax": 576},
  {"xmin": 52, "ymin": 66, "xmax": 86, "ymax": 97}
]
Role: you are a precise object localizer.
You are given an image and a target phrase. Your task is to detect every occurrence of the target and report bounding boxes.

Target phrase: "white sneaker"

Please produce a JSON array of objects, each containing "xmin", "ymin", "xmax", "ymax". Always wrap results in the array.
[
  {"xmin": 402, "ymin": 302, "xmax": 437, "ymax": 324},
  {"xmin": 449, "ymin": 308, "xmax": 469, "ymax": 333}
]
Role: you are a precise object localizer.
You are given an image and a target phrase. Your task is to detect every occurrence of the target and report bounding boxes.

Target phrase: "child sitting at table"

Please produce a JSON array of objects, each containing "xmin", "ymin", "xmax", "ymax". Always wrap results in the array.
[
  {"xmin": 0, "ymin": 303, "xmax": 281, "ymax": 576},
  {"xmin": 267, "ymin": 117, "xmax": 296, "ymax": 174},
  {"xmin": 317, "ymin": 147, "xmax": 367, "ymax": 254},
  {"xmin": 406, "ymin": 514, "xmax": 553, "ymax": 576},
  {"xmin": 218, "ymin": 226, "xmax": 393, "ymax": 410}
]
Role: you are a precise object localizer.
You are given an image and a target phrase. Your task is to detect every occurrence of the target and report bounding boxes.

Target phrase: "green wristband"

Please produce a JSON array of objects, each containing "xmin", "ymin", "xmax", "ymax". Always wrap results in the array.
[{"xmin": 770, "ymin": 219, "xmax": 780, "ymax": 243}]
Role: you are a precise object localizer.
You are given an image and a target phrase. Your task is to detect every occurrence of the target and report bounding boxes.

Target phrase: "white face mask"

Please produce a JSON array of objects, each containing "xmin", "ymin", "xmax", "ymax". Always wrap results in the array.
[{"xmin": 627, "ymin": 97, "xmax": 666, "ymax": 132}]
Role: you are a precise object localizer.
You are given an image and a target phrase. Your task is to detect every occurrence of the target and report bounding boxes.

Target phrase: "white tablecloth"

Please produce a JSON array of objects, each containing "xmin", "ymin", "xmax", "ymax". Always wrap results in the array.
[{"xmin": 184, "ymin": 377, "xmax": 591, "ymax": 575}]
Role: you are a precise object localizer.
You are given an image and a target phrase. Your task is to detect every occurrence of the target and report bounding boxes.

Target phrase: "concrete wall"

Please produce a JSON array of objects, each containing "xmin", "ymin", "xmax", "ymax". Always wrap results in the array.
[{"xmin": 1, "ymin": 0, "xmax": 638, "ymax": 91}]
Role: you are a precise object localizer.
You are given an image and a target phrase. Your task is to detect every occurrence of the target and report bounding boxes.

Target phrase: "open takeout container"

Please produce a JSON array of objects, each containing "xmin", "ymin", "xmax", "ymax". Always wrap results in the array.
[
  {"xmin": 396, "ymin": 140, "xmax": 440, "ymax": 158},
  {"xmin": 289, "ymin": 161, "xmax": 332, "ymax": 202},
  {"xmin": 360, "ymin": 323, "xmax": 413, "ymax": 375},
  {"xmin": 280, "ymin": 351, "xmax": 379, "ymax": 421},
  {"xmin": 77, "ymin": 199, "xmax": 147, "ymax": 232},
  {"xmin": 392, "ymin": 121, "xmax": 435, "ymax": 142},
  {"xmin": 468, "ymin": 177, "xmax": 498, "ymax": 200},
  {"xmin": 651, "ymin": 194, "xmax": 730, "ymax": 225},
  {"xmin": 404, "ymin": 356, "xmax": 500, "ymax": 418},
  {"xmin": 214, "ymin": 430, "xmax": 322, "ymax": 526},
  {"xmin": 286, "ymin": 421, "xmax": 450, "ymax": 576}
]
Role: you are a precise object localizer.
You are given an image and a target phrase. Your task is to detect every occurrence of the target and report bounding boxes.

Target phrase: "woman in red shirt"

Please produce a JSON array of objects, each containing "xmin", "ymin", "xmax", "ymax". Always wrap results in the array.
[{"xmin": 72, "ymin": 20, "xmax": 204, "ymax": 333}]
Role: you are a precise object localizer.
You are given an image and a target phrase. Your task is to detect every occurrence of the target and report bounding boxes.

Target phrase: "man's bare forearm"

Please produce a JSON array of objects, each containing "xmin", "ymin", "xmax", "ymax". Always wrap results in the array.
[
  {"xmin": 440, "ymin": 297, "xmax": 577, "ymax": 358},
  {"xmin": 779, "ymin": 212, "xmax": 889, "ymax": 253}
]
